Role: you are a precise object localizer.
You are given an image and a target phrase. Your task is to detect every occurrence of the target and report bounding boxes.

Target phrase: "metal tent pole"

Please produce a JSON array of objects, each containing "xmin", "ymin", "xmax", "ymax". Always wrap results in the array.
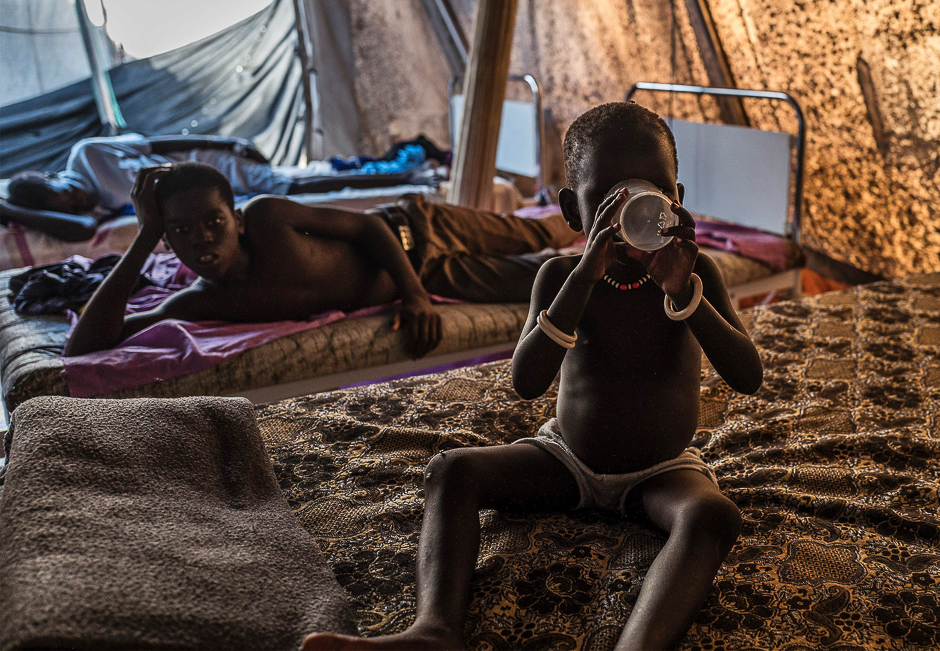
[
  {"xmin": 421, "ymin": 0, "xmax": 468, "ymax": 76},
  {"xmin": 292, "ymin": 0, "xmax": 323, "ymax": 163},
  {"xmin": 75, "ymin": 0, "xmax": 124, "ymax": 134}
]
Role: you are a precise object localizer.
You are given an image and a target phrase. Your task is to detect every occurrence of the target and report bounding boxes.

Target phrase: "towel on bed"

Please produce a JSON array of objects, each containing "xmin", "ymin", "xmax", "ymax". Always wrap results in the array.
[{"xmin": 0, "ymin": 395, "xmax": 355, "ymax": 651}]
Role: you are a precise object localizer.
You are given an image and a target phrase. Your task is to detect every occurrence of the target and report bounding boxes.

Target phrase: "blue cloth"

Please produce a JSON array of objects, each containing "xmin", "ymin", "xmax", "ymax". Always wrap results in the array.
[
  {"xmin": 328, "ymin": 155, "xmax": 376, "ymax": 171},
  {"xmin": 329, "ymin": 145, "xmax": 426, "ymax": 174}
]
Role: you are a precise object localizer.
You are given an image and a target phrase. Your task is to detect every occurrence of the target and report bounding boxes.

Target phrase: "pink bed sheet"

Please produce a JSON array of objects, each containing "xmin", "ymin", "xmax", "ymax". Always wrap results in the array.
[{"xmin": 691, "ymin": 220, "xmax": 794, "ymax": 272}]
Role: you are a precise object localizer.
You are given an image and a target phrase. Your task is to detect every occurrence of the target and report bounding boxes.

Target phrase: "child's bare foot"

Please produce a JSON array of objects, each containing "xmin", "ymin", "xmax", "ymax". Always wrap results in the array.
[{"xmin": 301, "ymin": 625, "xmax": 464, "ymax": 651}]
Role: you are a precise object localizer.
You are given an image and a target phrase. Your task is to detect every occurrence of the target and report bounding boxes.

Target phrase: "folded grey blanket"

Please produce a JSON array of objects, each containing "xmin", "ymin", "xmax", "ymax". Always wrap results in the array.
[{"xmin": 0, "ymin": 396, "xmax": 355, "ymax": 651}]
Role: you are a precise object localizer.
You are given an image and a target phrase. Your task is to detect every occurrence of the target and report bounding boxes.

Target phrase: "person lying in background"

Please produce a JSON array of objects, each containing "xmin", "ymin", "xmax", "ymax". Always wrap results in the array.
[
  {"xmin": 64, "ymin": 162, "xmax": 577, "ymax": 359},
  {"xmin": 0, "ymin": 133, "xmax": 445, "ymax": 242}
]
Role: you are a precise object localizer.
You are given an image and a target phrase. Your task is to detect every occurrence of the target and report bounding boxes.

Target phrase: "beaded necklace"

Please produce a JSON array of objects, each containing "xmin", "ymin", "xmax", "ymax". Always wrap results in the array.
[{"xmin": 602, "ymin": 272, "xmax": 651, "ymax": 291}]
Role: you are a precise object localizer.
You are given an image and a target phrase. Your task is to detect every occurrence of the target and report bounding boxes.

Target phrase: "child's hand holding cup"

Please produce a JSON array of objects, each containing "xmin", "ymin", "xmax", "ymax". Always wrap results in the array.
[{"xmin": 604, "ymin": 179, "xmax": 678, "ymax": 251}]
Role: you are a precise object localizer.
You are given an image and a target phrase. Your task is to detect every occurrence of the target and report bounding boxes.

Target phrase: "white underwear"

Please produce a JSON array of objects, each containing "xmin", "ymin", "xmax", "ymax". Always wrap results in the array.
[{"xmin": 512, "ymin": 418, "xmax": 718, "ymax": 514}]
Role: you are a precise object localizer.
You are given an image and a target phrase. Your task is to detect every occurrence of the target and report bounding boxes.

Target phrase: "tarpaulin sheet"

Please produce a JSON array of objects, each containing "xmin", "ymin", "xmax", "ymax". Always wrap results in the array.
[{"xmin": 1, "ymin": 0, "xmax": 305, "ymax": 176}]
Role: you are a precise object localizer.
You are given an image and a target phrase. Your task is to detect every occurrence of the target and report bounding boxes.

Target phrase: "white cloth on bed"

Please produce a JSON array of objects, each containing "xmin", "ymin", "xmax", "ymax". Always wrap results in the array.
[
  {"xmin": 513, "ymin": 418, "xmax": 718, "ymax": 513},
  {"xmin": 65, "ymin": 134, "xmax": 291, "ymax": 211}
]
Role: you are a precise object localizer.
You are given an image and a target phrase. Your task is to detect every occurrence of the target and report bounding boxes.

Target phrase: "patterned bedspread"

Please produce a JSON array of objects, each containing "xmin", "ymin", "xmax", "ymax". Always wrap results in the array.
[{"xmin": 256, "ymin": 272, "xmax": 940, "ymax": 650}]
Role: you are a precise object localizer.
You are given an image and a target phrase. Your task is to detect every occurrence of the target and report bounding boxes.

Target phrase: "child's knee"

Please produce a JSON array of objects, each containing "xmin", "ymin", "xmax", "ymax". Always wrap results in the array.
[
  {"xmin": 680, "ymin": 494, "xmax": 742, "ymax": 547},
  {"xmin": 424, "ymin": 449, "xmax": 481, "ymax": 495}
]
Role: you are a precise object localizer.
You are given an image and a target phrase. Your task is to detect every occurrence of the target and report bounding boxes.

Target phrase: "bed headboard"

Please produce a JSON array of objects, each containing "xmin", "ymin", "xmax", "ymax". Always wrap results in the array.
[
  {"xmin": 448, "ymin": 74, "xmax": 543, "ymax": 191},
  {"xmin": 626, "ymin": 83, "xmax": 806, "ymax": 243},
  {"xmin": 666, "ymin": 118, "xmax": 793, "ymax": 237}
]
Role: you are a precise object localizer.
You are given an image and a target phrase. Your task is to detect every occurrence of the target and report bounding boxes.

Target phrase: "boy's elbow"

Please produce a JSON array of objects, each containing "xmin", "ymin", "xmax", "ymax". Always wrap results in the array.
[
  {"xmin": 511, "ymin": 363, "xmax": 548, "ymax": 400},
  {"xmin": 63, "ymin": 334, "xmax": 100, "ymax": 358},
  {"xmin": 63, "ymin": 324, "xmax": 123, "ymax": 357},
  {"xmin": 62, "ymin": 337, "xmax": 85, "ymax": 357},
  {"xmin": 735, "ymin": 362, "xmax": 764, "ymax": 395},
  {"xmin": 512, "ymin": 378, "xmax": 544, "ymax": 401}
]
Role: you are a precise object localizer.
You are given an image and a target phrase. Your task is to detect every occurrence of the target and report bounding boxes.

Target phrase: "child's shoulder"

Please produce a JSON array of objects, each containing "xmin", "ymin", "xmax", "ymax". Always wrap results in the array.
[
  {"xmin": 538, "ymin": 252, "xmax": 582, "ymax": 284},
  {"xmin": 241, "ymin": 195, "xmax": 296, "ymax": 235},
  {"xmin": 692, "ymin": 250, "xmax": 724, "ymax": 285},
  {"xmin": 242, "ymin": 194, "xmax": 287, "ymax": 220},
  {"xmin": 530, "ymin": 253, "xmax": 582, "ymax": 301}
]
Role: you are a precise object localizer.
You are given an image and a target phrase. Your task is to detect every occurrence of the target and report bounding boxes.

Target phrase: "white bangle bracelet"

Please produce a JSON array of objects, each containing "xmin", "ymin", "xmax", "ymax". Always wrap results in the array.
[
  {"xmin": 664, "ymin": 273, "xmax": 704, "ymax": 321},
  {"xmin": 537, "ymin": 310, "xmax": 577, "ymax": 349}
]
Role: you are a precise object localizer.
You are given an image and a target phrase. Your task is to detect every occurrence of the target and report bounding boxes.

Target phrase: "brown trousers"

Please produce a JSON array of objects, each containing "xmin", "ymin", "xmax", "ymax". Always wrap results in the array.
[{"xmin": 375, "ymin": 194, "xmax": 580, "ymax": 303}]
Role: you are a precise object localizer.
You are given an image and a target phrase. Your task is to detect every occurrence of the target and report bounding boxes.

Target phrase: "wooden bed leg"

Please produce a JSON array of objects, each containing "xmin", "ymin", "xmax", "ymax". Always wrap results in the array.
[{"xmin": 792, "ymin": 268, "xmax": 804, "ymax": 299}]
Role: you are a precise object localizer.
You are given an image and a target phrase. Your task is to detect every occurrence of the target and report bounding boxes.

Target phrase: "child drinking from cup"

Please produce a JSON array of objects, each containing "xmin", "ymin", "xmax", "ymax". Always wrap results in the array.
[{"xmin": 303, "ymin": 102, "xmax": 763, "ymax": 651}]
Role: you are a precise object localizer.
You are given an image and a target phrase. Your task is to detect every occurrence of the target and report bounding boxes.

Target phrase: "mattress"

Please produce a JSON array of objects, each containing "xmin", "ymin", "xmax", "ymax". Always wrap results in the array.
[
  {"xmin": 1, "ymin": 248, "xmax": 793, "ymax": 410},
  {"xmin": 0, "ymin": 271, "xmax": 529, "ymax": 410},
  {"xmin": 254, "ymin": 272, "xmax": 940, "ymax": 649}
]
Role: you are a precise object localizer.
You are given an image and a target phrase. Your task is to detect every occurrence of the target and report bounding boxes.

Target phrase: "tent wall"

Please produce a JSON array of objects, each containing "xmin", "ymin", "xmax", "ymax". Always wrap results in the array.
[
  {"xmin": 344, "ymin": 0, "xmax": 937, "ymax": 279},
  {"xmin": 704, "ymin": 0, "xmax": 939, "ymax": 279},
  {"xmin": 306, "ymin": 0, "xmax": 360, "ymax": 158},
  {"xmin": 1, "ymin": 0, "xmax": 305, "ymax": 176},
  {"xmin": 342, "ymin": 0, "xmax": 724, "ymax": 190},
  {"xmin": 1, "ymin": 0, "xmax": 95, "ymax": 106},
  {"xmin": 343, "ymin": 0, "xmax": 454, "ymax": 156}
]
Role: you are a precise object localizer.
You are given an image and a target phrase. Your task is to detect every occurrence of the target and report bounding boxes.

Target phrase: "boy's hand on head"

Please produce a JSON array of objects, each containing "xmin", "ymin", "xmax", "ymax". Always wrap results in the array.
[
  {"xmin": 627, "ymin": 201, "xmax": 699, "ymax": 299},
  {"xmin": 573, "ymin": 188, "xmax": 628, "ymax": 284},
  {"xmin": 132, "ymin": 166, "xmax": 171, "ymax": 238},
  {"xmin": 392, "ymin": 295, "xmax": 442, "ymax": 359}
]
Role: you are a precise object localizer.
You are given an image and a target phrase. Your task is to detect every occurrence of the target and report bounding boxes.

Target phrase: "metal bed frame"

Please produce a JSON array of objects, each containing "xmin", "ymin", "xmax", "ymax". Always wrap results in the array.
[
  {"xmin": 448, "ymin": 74, "xmax": 544, "ymax": 194},
  {"xmin": 626, "ymin": 82, "xmax": 806, "ymax": 243},
  {"xmin": 627, "ymin": 82, "xmax": 807, "ymax": 305}
]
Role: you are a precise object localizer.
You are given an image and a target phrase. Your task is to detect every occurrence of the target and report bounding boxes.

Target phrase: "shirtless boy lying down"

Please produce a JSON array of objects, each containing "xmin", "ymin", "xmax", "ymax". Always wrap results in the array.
[{"xmin": 64, "ymin": 163, "xmax": 577, "ymax": 358}]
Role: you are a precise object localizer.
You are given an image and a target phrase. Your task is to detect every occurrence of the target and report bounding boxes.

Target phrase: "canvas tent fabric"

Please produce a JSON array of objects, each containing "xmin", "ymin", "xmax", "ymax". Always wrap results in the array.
[{"xmin": 0, "ymin": 0, "xmax": 308, "ymax": 177}]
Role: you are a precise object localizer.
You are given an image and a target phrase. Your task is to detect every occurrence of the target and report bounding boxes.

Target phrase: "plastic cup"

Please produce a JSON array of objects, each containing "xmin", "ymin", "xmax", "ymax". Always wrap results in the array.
[{"xmin": 606, "ymin": 179, "xmax": 678, "ymax": 251}]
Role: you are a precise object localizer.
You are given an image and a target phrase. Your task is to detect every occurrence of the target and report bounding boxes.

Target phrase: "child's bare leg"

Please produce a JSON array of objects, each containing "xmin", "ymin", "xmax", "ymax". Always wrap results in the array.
[
  {"xmin": 303, "ymin": 444, "xmax": 579, "ymax": 650},
  {"xmin": 615, "ymin": 470, "xmax": 741, "ymax": 651}
]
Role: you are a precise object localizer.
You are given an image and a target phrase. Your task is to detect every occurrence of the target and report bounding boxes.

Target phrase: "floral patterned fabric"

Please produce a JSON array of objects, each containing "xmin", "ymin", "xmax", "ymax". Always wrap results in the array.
[{"xmin": 257, "ymin": 272, "xmax": 940, "ymax": 650}]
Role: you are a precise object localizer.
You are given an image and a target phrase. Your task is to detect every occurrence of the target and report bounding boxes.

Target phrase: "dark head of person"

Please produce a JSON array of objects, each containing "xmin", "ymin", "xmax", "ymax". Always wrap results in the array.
[
  {"xmin": 154, "ymin": 162, "xmax": 246, "ymax": 283},
  {"xmin": 559, "ymin": 101, "xmax": 681, "ymax": 235},
  {"xmin": 8, "ymin": 171, "xmax": 98, "ymax": 214}
]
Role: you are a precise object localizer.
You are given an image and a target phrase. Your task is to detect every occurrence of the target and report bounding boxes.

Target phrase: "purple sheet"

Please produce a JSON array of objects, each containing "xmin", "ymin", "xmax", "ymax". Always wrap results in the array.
[
  {"xmin": 61, "ymin": 254, "xmax": 459, "ymax": 397},
  {"xmin": 694, "ymin": 219, "xmax": 795, "ymax": 272}
]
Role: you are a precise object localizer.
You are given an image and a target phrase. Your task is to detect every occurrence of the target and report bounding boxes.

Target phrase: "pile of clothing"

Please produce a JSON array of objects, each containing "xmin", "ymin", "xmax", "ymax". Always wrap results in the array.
[{"xmin": 8, "ymin": 255, "xmax": 152, "ymax": 316}]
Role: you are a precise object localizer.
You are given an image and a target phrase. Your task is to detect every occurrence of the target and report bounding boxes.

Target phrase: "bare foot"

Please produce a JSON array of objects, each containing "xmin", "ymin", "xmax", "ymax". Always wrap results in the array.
[{"xmin": 302, "ymin": 625, "xmax": 464, "ymax": 651}]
